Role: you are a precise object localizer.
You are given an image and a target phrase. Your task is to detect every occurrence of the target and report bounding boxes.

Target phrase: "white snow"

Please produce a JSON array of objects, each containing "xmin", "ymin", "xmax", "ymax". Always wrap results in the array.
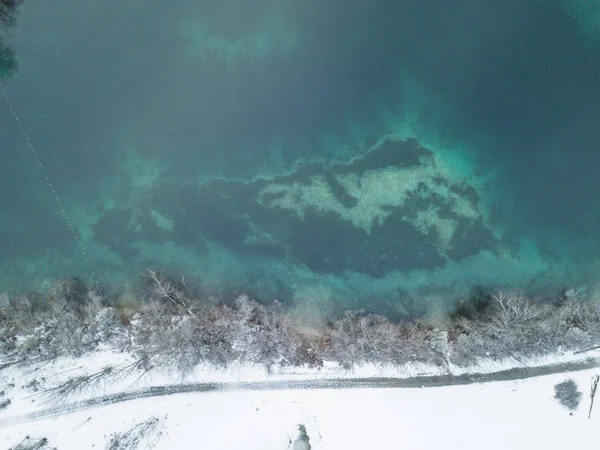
[{"xmin": 1, "ymin": 350, "xmax": 599, "ymax": 449}]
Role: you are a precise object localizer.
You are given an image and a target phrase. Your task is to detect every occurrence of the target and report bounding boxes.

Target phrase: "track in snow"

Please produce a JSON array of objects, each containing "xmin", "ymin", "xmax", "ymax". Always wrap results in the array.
[{"xmin": 1, "ymin": 357, "xmax": 599, "ymax": 427}]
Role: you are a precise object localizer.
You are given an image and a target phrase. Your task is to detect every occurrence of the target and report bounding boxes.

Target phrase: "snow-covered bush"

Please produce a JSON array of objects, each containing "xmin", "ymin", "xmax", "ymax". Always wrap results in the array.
[
  {"xmin": 554, "ymin": 379, "xmax": 582, "ymax": 410},
  {"xmin": 220, "ymin": 295, "xmax": 319, "ymax": 369},
  {"xmin": 3, "ymin": 272, "xmax": 600, "ymax": 374},
  {"xmin": 0, "ymin": 293, "xmax": 9, "ymax": 310},
  {"xmin": 323, "ymin": 310, "xmax": 443, "ymax": 369},
  {"xmin": 12, "ymin": 311, "xmax": 94, "ymax": 360},
  {"xmin": 131, "ymin": 300, "xmax": 233, "ymax": 373},
  {"xmin": 93, "ymin": 307, "xmax": 120, "ymax": 340},
  {"xmin": 0, "ymin": 279, "xmax": 125, "ymax": 364},
  {"xmin": 48, "ymin": 276, "xmax": 89, "ymax": 311},
  {"xmin": 129, "ymin": 294, "xmax": 321, "ymax": 373},
  {"xmin": 449, "ymin": 290, "xmax": 600, "ymax": 365}
]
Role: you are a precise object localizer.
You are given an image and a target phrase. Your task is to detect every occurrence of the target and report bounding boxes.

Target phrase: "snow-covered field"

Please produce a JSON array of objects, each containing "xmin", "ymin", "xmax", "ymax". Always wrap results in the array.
[{"xmin": 1, "ymin": 350, "xmax": 599, "ymax": 450}]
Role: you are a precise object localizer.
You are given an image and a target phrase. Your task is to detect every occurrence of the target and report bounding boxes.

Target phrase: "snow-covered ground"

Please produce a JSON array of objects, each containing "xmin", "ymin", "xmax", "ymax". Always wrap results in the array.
[{"xmin": 1, "ymin": 350, "xmax": 599, "ymax": 449}]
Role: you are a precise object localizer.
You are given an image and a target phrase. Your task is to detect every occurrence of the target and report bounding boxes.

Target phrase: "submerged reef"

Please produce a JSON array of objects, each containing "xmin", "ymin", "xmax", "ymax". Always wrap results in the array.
[{"xmin": 92, "ymin": 137, "xmax": 496, "ymax": 280}]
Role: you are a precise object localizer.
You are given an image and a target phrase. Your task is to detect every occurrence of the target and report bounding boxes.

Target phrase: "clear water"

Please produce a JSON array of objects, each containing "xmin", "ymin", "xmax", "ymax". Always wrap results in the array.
[{"xmin": 2, "ymin": 0, "xmax": 600, "ymax": 317}]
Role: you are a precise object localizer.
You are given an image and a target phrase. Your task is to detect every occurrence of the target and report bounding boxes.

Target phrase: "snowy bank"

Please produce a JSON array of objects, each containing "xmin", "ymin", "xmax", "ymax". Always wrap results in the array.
[{"xmin": 0, "ymin": 349, "xmax": 599, "ymax": 450}]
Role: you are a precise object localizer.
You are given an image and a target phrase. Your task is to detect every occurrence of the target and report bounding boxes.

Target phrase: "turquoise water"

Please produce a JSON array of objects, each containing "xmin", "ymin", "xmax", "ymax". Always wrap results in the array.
[{"xmin": 2, "ymin": 0, "xmax": 600, "ymax": 317}]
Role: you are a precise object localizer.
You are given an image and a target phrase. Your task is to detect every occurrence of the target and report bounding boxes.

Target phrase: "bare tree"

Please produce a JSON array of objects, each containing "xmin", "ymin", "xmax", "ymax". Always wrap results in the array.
[{"xmin": 143, "ymin": 269, "xmax": 196, "ymax": 316}]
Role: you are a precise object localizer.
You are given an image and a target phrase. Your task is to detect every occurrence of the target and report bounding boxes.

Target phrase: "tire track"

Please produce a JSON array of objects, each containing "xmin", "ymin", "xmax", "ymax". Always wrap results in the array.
[{"xmin": 1, "ymin": 357, "xmax": 599, "ymax": 427}]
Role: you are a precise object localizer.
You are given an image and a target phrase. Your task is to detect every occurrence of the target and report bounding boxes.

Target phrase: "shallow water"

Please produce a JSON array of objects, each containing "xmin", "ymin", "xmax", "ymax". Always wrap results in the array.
[{"xmin": 1, "ymin": 0, "xmax": 600, "ymax": 316}]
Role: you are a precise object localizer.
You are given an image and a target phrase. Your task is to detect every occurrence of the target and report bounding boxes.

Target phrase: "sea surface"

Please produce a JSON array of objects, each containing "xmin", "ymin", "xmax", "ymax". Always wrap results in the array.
[{"xmin": 2, "ymin": 0, "xmax": 600, "ymax": 317}]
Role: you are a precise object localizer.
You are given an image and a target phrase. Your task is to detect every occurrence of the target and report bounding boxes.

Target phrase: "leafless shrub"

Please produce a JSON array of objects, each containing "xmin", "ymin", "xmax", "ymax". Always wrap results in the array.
[{"xmin": 106, "ymin": 417, "xmax": 162, "ymax": 450}]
